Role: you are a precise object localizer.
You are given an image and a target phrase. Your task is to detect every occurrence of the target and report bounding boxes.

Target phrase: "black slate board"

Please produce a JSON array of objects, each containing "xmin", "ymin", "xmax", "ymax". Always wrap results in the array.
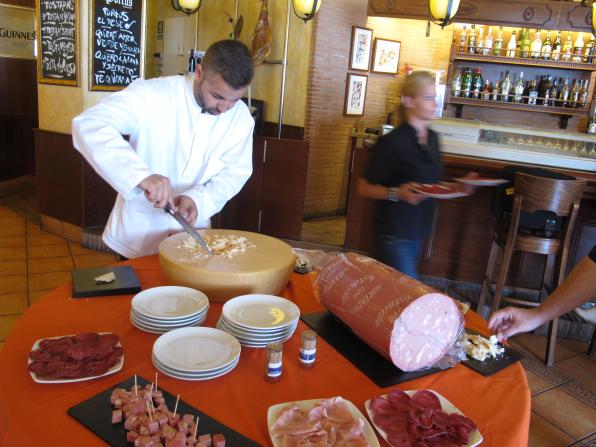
[
  {"xmin": 462, "ymin": 329, "xmax": 524, "ymax": 377},
  {"xmin": 71, "ymin": 266, "xmax": 141, "ymax": 298},
  {"xmin": 67, "ymin": 376, "xmax": 260, "ymax": 447},
  {"xmin": 301, "ymin": 311, "xmax": 442, "ymax": 388}
]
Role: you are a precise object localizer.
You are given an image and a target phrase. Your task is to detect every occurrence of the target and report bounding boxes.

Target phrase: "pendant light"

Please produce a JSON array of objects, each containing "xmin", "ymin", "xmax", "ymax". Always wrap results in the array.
[
  {"xmin": 171, "ymin": 0, "xmax": 202, "ymax": 15},
  {"xmin": 292, "ymin": 0, "xmax": 321, "ymax": 23},
  {"xmin": 427, "ymin": 0, "xmax": 460, "ymax": 36}
]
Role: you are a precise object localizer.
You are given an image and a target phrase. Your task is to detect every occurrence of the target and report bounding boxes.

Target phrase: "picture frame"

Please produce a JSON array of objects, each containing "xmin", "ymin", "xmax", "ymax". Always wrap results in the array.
[
  {"xmin": 344, "ymin": 73, "xmax": 368, "ymax": 116},
  {"xmin": 349, "ymin": 26, "xmax": 373, "ymax": 71},
  {"xmin": 372, "ymin": 38, "xmax": 401, "ymax": 75}
]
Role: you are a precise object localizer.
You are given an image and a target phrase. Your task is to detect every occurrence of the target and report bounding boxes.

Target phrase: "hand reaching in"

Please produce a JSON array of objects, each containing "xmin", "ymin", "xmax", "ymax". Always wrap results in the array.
[
  {"xmin": 138, "ymin": 174, "xmax": 174, "ymax": 209},
  {"xmin": 488, "ymin": 307, "xmax": 544, "ymax": 341}
]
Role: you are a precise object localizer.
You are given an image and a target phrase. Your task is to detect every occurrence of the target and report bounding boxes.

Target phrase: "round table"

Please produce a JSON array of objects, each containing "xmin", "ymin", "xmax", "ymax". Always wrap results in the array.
[{"xmin": 0, "ymin": 255, "xmax": 530, "ymax": 446}]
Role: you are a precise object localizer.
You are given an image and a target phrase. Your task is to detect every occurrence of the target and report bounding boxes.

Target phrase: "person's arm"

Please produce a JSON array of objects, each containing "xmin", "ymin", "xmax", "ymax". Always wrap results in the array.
[
  {"xmin": 489, "ymin": 252, "xmax": 596, "ymax": 340},
  {"xmin": 357, "ymin": 178, "xmax": 424, "ymax": 205}
]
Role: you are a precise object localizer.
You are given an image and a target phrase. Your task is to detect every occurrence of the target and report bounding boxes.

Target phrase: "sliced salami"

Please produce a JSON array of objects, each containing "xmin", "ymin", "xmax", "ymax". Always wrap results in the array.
[{"xmin": 317, "ymin": 253, "xmax": 464, "ymax": 372}]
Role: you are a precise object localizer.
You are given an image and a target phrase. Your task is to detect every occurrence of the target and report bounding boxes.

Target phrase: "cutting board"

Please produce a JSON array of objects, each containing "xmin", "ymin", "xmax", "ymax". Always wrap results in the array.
[
  {"xmin": 68, "ymin": 375, "xmax": 260, "ymax": 447},
  {"xmin": 159, "ymin": 230, "xmax": 296, "ymax": 302},
  {"xmin": 462, "ymin": 329, "xmax": 524, "ymax": 377}
]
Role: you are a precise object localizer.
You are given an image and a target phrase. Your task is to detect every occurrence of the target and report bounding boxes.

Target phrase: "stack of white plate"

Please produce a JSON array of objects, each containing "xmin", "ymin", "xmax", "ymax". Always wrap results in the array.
[
  {"xmin": 130, "ymin": 286, "xmax": 209, "ymax": 334},
  {"xmin": 216, "ymin": 294, "xmax": 300, "ymax": 348},
  {"xmin": 152, "ymin": 327, "xmax": 241, "ymax": 380}
]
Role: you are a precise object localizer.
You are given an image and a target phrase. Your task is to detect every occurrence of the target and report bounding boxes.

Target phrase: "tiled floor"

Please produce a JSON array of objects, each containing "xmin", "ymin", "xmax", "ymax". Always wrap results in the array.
[{"xmin": 1, "ymin": 206, "xmax": 595, "ymax": 445}]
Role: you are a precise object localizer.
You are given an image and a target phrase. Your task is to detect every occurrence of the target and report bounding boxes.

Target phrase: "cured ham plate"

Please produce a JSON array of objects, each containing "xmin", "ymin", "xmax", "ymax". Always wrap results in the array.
[
  {"xmin": 365, "ymin": 390, "xmax": 483, "ymax": 447},
  {"xmin": 413, "ymin": 184, "xmax": 467, "ymax": 199},
  {"xmin": 268, "ymin": 397, "xmax": 380, "ymax": 447},
  {"xmin": 454, "ymin": 177, "xmax": 508, "ymax": 187}
]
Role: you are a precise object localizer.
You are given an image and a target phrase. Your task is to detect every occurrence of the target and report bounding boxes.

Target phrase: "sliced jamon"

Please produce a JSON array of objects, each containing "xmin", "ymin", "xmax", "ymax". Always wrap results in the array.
[
  {"xmin": 410, "ymin": 390, "xmax": 442, "ymax": 410},
  {"xmin": 73, "ymin": 332, "xmax": 101, "ymax": 346}
]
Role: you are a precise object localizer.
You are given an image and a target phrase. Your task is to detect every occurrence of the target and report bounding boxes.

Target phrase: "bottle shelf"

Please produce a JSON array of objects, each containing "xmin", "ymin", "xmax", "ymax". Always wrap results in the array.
[
  {"xmin": 453, "ymin": 52, "xmax": 596, "ymax": 71},
  {"xmin": 448, "ymin": 96, "xmax": 588, "ymax": 116}
]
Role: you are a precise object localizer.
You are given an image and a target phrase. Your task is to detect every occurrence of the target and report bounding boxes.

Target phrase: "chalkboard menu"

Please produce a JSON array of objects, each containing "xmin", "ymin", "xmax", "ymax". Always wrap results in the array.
[
  {"xmin": 36, "ymin": 0, "xmax": 79, "ymax": 86},
  {"xmin": 91, "ymin": 0, "xmax": 144, "ymax": 91}
]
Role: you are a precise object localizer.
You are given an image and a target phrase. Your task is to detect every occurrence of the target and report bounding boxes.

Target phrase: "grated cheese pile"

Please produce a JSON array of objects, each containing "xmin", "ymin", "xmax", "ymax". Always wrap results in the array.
[
  {"xmin": 179, "ymin": 234, "xmax": 255, "ymax": 259},
  {"xmin": 465, "ymin": 334, "xmax": 505, "ymax": 362}
]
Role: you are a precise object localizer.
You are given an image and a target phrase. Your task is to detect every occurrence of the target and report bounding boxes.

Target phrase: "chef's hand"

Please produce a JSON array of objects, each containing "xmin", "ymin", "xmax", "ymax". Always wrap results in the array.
[
  {"xmin": 138, "ymin": 174, "xmax": 174, "ymax": 209},
  {"xmin": 174, "ymin": 195, "xmax": 198, "ymax": 225},
  {"xmin": 398, "ymin": 182, "xmax": 426, "ymax": 205},
  {"xmin": 458, "ymin": 171, "xmax": 479, "ymax": 196},
  {"xmin": 488, "ymin": 307, "xmax": 543, "ymax": 341}
]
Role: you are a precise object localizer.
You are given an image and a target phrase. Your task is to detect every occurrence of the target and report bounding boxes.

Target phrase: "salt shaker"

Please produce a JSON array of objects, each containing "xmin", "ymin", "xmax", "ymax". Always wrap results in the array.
[
  {"xmin": 299, "ymin": 330, "xmax": 317, "ymax": 368},
  {"xmin": 265, "ymin": 342, "xmax": 283, "ymax": 382}
]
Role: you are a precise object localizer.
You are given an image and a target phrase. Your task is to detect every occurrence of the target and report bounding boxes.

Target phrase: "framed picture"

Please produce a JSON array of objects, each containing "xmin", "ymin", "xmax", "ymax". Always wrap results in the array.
[
  {"xmin": 372, "ymin": 38, "xmax": 401, "ymax": 74},
  {"xmin": 349, "ymin": 26, "xmax": 373, "ymax": 71},
  {"xmin": 344, "ymin": 73, "xmax": 368, "ymax": 116}
]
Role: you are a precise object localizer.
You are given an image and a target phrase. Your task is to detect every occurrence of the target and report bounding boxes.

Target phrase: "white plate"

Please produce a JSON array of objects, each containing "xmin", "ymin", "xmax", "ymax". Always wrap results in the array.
[
  {"xmin": 28, "ymin": 332, "xmax": 124, "ymax": 384},
  {"xmin": 131, "ymin": 309, "xmax": 207, "ymax": 327},
  {"xmin": 217, "ymin": 317, "xmax": 298, "ymax": 338},
  {"xmin": 455, "ymin": 177, "xmax": 508, "ymax": 187},
  {"xmin": 413, "ymin": 184, "xmax": 467, "ymax": 199},
  {"xmin": 130, "ymin": 314, "xmax": 205, "ymax": 332},
  {"xmin": 152, "ymin": 354, "xmax": 239, "ymax": 379},
  {"xmin": 153, "ymin": 327, "xmax": 241, "ymax": 373},
  {"xmin": 131, "ymin": 307, "xmax": 208, "ymax": 325},
  {"xmin": 132, "ymin": 286, "xmax": 209, "ymax": 320},
  {"xmin": 222, "ymin": 294, "xmax": 300, "ymax": 330},
  {"xmin": 364, "ymin": 390, "xmax": 483, "ymax": 447},
  {"xmin": 219, "ymin": 315, "xmax": 298, "ymax": 335},
  {"xmin": 267, "ymin": 397, "xmax": 380, "ymax": 447}
]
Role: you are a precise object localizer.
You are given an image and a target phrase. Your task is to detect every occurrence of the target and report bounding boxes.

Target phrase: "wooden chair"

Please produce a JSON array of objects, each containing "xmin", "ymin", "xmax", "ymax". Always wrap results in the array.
[{"xmin": 476, "ymin": 172, "xmax": 586, "ymax": 366}]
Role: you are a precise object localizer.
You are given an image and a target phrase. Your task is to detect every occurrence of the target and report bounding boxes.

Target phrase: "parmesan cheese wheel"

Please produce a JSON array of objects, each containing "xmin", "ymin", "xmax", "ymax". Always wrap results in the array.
[{"xmin": 159, "ymin": 230, "xmax": 296, "ymax": 302}]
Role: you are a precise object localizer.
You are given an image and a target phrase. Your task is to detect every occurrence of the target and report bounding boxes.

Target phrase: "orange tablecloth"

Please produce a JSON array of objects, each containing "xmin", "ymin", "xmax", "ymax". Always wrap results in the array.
[{"xmin": 0, "ymin": 256, "xmax": 530, "ymax": 446}]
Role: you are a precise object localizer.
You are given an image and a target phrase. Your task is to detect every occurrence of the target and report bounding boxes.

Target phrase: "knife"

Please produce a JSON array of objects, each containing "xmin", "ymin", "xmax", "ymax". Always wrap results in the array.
[{"xmin": 163, "ymin": 203, "xmax": 213, "ymax": 255}]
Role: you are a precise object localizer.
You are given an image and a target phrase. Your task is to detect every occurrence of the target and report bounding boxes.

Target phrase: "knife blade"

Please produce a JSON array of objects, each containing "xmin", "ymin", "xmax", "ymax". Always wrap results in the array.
[{"xmin": 163, "ymin": 204, "xmax": 212, "ymax": 255}]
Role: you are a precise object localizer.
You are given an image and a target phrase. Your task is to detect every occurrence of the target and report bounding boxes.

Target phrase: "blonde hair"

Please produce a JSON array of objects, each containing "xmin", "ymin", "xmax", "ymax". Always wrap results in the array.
[{"xmin": 396, "ymin": 71, "xmax": 436, "ymax": 123}]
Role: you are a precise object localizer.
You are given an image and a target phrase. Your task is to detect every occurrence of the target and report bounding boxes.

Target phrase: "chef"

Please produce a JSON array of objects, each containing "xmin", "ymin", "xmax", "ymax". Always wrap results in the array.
[{"xmin": 72, "ymin": 40, "xmax": 255, "ymax": 258}]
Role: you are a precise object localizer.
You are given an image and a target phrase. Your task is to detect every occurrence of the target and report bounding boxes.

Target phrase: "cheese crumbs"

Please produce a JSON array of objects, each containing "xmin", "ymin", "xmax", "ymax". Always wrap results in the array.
[
  {"xmin": 179, "ymin": 234, "xmax": 255, "ymax": 259},
  {"xmin": 465, "ymin": 334, "xmax": 505, "ymax": 362}
]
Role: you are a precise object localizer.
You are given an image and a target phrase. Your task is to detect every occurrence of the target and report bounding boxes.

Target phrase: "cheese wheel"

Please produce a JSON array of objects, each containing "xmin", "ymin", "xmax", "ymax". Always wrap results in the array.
[
  {"xmin": 159, "ymin": 230, "xmax": 296, "ymax": 302},
  {"xmin": 317, "ymin": 253, "xmax": 464, "ymax": 372}
]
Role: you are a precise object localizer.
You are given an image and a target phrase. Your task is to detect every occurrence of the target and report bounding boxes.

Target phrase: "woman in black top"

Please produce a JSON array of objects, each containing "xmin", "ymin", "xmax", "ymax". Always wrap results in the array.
[{"xmin": 358, "ymin": 71, "xmax": 472, "ymax": 279}]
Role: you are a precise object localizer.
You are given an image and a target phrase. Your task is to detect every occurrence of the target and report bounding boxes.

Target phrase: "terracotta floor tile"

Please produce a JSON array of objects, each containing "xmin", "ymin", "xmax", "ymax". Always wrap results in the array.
[
  {"xmin": 509, "ymin": 333, "xmax": 579, "ymax": 364},
  {"xmin": 27, "ymin": 244, "xmax": 70, "ymax": 259},
  {"xmin": 28, "ymin": 290, "xmax": 52, "ymax": 306},
  {"xmin": 525, "ymin": 369, "xmax": 556, "ymax": 395},
  {"xmin": 1, "ymin": 225, "xmax": 26, "ymax": 237},
  {"xmin": 26, "ymin": 221, "xmax": 43, "ymax": 234},
  {"xmin": 40, "ymin": 215, "xmax": 62, "ymax": 236},
  {"xmin": 528, "ymin": 412, "xmax": 576, "ymax": 447},
  {"xmin": 559, "ymin": 339, "xmax": 591, "ymax": 355},
  {"xmin": 28, "ymin": 257, "xmax": 73, "ymax": 274},
  {"xmin": 0, "ymin": 275, "xmax": 27, "ymax": 295},
  {"xmin": 0, "ymin": 208, "xmax": 20, "ymax": 218},
  {"xmin": 68, "ymin": 241, "xmax": 105, "ymax": 256},
  {"xmin": 0, "ymin": 217, "xmax": 25, "ymax": 227},
  {"xmin": 0, "ymin": 314, "xmax": 22, "ymax": 340},
  {"xmin": 0, "ymin": 260, "xmax": 27, "ymax": 276},
  {"xmin": 73, "ymin": 254, "xmax": 118, "ymax": 269},
  {"xmin": 28, "ymin": 271, "xmax": 71, "ymax": 292},
  {"xmin": 0, "ymin": 246, "xmax": 26, "ymax": 262},
  {"xmin": 0, "ymin": 293, "xmax": 28, "ymax": 315},
  {"xmin": 555, "ymin": 355, "xmax": 596, "ymax": 393},
  {"xmin": 578, "ymin": 433, "xmax": 596, "ymax": 446},
  {"xmin": 0, "ymin": 235, "xmax": 26, "ymax": 248},
  {"xmin": 27, "ymin": 232, "xmax": 69, "ymax": 246},
  {"xmin": 532, "ymin": 388, "xmax": 596, "ymax": 439}
]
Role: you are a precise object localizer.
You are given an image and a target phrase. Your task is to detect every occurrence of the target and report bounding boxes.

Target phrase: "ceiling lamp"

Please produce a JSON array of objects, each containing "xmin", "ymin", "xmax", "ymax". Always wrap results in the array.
[
  {"xmin": 429, "ymin": 0, "xmax": 460, "ymax": 28},
  {"xmin": 292, "ymin": 0, "xmax": 321, "ymax": 23},
  {"xmin": 172, "ymin": 0, "xmax": 202, "ymax": 15},
  {"xmin": 592, "ymin": 2, "xmax": 596, "ymax": 37}
]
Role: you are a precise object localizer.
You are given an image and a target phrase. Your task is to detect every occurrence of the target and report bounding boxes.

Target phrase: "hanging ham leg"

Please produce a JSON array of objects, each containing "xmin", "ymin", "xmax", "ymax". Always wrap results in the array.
[{"xmin": 250, "ymin": 0, "xmax": 272, "ymax": 66}]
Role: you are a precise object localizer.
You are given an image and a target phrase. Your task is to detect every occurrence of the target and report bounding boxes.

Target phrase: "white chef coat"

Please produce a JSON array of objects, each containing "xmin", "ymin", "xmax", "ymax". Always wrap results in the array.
[{"xmin": 72, "ymin": 74, "xmax": 254, "ymax": 258}]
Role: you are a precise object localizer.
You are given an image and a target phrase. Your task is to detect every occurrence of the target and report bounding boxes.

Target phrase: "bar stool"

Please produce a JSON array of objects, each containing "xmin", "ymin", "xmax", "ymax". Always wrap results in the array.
[{"xmin": 477, "ymin": 172, "xmax": 586, "ymax": 366}]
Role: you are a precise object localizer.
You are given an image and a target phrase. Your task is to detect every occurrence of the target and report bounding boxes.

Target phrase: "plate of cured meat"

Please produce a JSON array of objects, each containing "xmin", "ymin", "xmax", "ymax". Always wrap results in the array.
[
  {"xmin": 268, "ymin": 396, "xmax": 380, "ymax": 446},
  {"xmin": 413, "ymin": 184, "xmax": 467, "ymax": 199},
  {"xmin": 454, "ymin": 177, "xmax": 508, "ymax": 187},
  {"xmin": 365, "ymin": 389, "xmax": 482, "ymax": 447},
  {"xmin": 28, "ymin": 332, "xmax": 124, "ymax": 384}
]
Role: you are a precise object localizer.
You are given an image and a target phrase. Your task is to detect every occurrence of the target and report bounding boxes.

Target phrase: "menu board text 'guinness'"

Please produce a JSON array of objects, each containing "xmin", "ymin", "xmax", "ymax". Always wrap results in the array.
[
  {"xmin": 92, "ymin": 0, "xmax": 143, "ymax": 90},
  {"xmin": 38, "ymin": 0, "xmax": 78, "ymax": 85}
]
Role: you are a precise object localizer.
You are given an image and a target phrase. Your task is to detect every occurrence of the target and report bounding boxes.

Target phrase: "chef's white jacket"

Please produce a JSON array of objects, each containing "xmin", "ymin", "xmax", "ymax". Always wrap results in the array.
[{"xmin": 72, "ymin": 74, "xmax": 254, "ymax": 258}]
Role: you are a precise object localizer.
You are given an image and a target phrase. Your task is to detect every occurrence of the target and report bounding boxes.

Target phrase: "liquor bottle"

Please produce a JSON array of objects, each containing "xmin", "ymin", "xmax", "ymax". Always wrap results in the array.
[
  {"xmin": 459, "ymin": 25, "xmax": 468, "ymax": 53},
  {"xmin": 476, "ymin": 27, "xmax": 485, "ymax": 55},
  {"xmin": 583, "ymin": 34, "xmax": 595, "ymax": 63},
  {"xmin": 491, "ymin": 80, "xmax": 501, "ymax": 101},
  {"xmin": 570, "ymin": 79, "xmax": 581, "ymax": 108},
  {"xmin": 462, "ymin": 68, "xmax": 473, "ymax": 98},
  {"xmin": 542, "ymin": 75, "xmax": 552, "ymax": 107},
  {"xmin": 520, "ymin": 28, "xmax": 531, "ymax": 58},
  {"xmin": 548, "ymin": 78, "xmax": 559, "ymax": 107},
  {"xmin": 559, "ymin": 76, "xmax": 571, "ymax": 107},
  {"xmin": 501, "ymin": 71, "xmax": 512, "ymax": 102},
  {"xmin": 573, "ymin": 32, "xmax": 585, "ymax": 63},
  {"xmin": 541, "ymin": 32, "xmax": 552, "ymax": 60},
  {"xmin": 483, "ymin": 27, "xmax": 493, "ymax": 55},
  {"xmin": 530, "ymin": 31, "xmax": 543, "ymax": 59},
  {"xmin": 588, "ymin": 109, "xmax": 596, "ymax": 134},
  {"xmin": 493, "ymin": 27, "xmax": 504, "ymax": 56},
  {"xmin": 513, "ymin": 72, "xmax": 525, "ymax": 103},
  {"xmin": 579, "ymin": 79, "xmax": 589, "ymax": 108},
  {"xmin": 188, "ymin": 49, "xmax": 196, "ymax": 73},
  {"xmin": 481, "ymin": 80, "xmax": 491, "ymax": 100},
  {"xmin": 507, "ymin": 31, "xmax": 517, "ymax": 57},
  {"xmin": 451, "ymin": 69, "xmax": 462, "ymax": 97},
  {"xmin": 468, "ymin": 25, "xmax": 477, "ymax": 54},
  {"xmin": 527, "ymin": 80, "xmax": 538, "ymax": 105},
  {"xmin": 551, "ymin": 32, "xmax": 562, "ymax": 61},
  {"xmin": 472, "ymin": 67, "xmax": 483, "ymax": 99},
  {"xmin": 562, "ymin": 32, "xmax": 573, "ymax": 61}
]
